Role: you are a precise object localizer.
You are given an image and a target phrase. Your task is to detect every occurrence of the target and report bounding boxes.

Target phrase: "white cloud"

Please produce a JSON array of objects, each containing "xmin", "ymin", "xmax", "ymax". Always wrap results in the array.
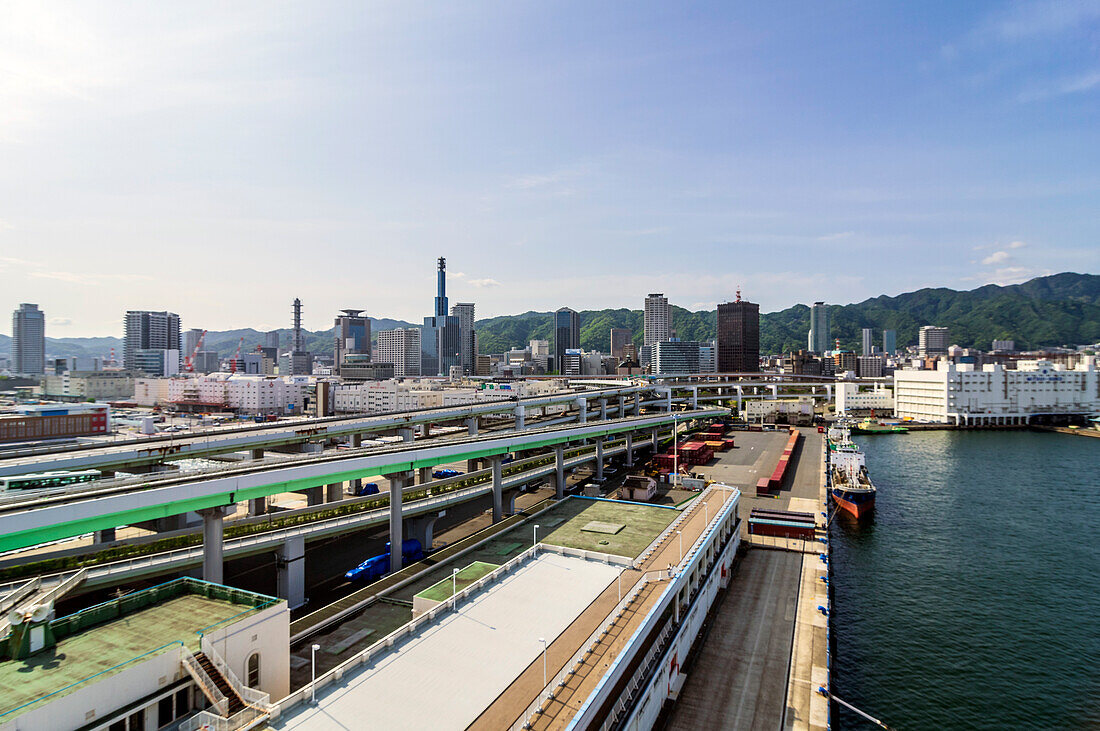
[
  {"xmin": 468, "ymin": 278, "xmax": 502, "ymax": 288},
  {"xmin": 49, "ymin": 317, "xmax": 72, "ymax": 326},
  {"xmin": 1009, "ymin": 240, "xmax": 1027, "ymax": 249},
  {"xmin": 982, "ymin": 250, "xmax": 1011, "ymax": 265},
  {"xmin": 1018, "ymin": 69, "xmax": 1100, "ymax": 102},
  {"xmin": 817, "ymin": 231, "xmax": 854, "ymax": 241}
]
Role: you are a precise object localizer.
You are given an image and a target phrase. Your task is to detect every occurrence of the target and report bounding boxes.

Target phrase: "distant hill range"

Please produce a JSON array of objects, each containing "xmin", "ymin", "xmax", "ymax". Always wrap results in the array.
[{"xmin": 2, "ymin": 273, "xmax": 1098, "ymax": 360}]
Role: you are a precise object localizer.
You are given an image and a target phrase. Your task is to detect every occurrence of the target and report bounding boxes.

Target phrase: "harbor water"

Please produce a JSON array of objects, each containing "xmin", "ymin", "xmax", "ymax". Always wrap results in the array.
[{"xmin": 829, "ymin": 430, "xmax": 1100, "ymax": 729}]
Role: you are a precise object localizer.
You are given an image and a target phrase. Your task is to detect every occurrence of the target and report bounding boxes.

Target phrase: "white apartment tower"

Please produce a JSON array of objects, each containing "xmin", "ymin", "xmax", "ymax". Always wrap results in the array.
[
  {"xmin": 451, "ymin": 302, "xmax": 476, "ymax": 375},
  {"xmin": 918, "ymin": 326, "xmax": 949, "ymax": 358},
  {"xmin": 12, "ymin": 303, "xmax": 46, "ymax": 375},
  {"xmin": 377, "ymin": 328, "xmax": 422, "ymax": 377},
  {"xmin": 861, "ymin": 328, "xmax": 874, "ymax": 356},
  {"xmin": 644, "ymin": 293, "xmax": 670, "ymax": 347}
]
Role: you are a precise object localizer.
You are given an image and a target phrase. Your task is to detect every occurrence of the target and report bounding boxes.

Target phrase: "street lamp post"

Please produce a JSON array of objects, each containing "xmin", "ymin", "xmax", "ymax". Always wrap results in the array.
[
  {"xmin": 533, "ymin": 524, "xmax": 540, "ymax": 548},
  {"xmin": 539, "ymin": 637, "xmax": 548, "ymax": 686},
  {"xmin": 310, "ymin": 643, "xmax": 321, "ymax": 704},
  {"xmin": 453, "ymin": 568, "xmax": 459, "ymax": 612},
  {"xmin": 677, "ymin": 530, "xmax": 683, "ymax": 563}
]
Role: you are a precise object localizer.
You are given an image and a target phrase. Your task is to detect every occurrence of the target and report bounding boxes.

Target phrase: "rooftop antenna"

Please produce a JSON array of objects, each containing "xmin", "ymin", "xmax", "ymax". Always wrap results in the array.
[{"xmin": 736, "ymin": 287, "xmax": 742, "ymax": 303}]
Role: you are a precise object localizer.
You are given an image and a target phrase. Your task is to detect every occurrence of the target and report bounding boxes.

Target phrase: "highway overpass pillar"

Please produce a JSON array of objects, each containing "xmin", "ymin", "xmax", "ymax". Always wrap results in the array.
[
  {"xmin": 504, "ymin": 490, "xmax": 518, "ymax": 516},
  {"xmin": 466, "ymin": 416, "xmax": 479, "ymax": 436},
  {"xmin": 599, "ymin": 399, "xmax": 607, "ymax": 421},
  {"xmin": 418, "ymin": 466, "xmax": 432, "ymax": 485},
  {"xmin": 633, "ymin": 393, "xmax": 640, "ymax": 414},
  {"xmin": 554, "ymin": 445, "xmax": 565, "ymax": 499},
  {"xmin": 736, "ymin": 386, "xmax": 744, "ymax": 415},
  {"xmin": 514, "ymin": 404, "xmax": 526, "ymax": 431},
  {"xmin": 250, "ymin": 448, "xmax": 264, "ymax": 461},
  {"xmin": 595, "ymin": 437, "xmax": 604, "ymax": 481},
  {"xmin": 625, "ymin": 433, "xmax": 634, "ymax": 467},
  {"xmin": 94, "ymin": 528, "xmax": 116, "ymax": 543},
  {"xmin": 248, "ymin": 496, "xmax": 267, "ymax": 516},
  {"xmin": 400, "ymin": 428, "xmax": 414, "ymax": 443},
  {"xmin": 199, "ymin": 506, "xmax": 231, "ymax": 585},
  {"xmin": 491, "ymin": 457, "xmax": 504, "ymax": 522},
  {"xmin": 325, "ymin": 482, "xmax": 343, "ymax": 502},
  {"xmin": 577, "ymin": 398, "xmax": 588, "ymax": 424},
  {"xmin": 276, "ymin": 536, "xmax": 306, "ymax": 610},
  {"xmin": 652, "ymin": 428, "xmax": 660, "ymax": 452},
  {"xmin": 305, "ymin": 487, "xmax": 324, "ymax": 506},
  {"xmin": 618, "ymin": 395, "xmax": 625, "ymax": 417},
  {"xmin": 692, "ymin": 387, "xmax": 699, "ymax": 409},
  {"xmin": 351, "ymin": 434, "xmax": 363, "ymax": 447},
  {"xmin": 387, "ymin": 472, "xmax": 410, "ymax": 573},
  {"xmin": 665, "ymin": 388, "xmax": 673, "ymax": 412},
  {"xmin": 406, "ymin": 510, "xmax": 443, "ymax": 549}
]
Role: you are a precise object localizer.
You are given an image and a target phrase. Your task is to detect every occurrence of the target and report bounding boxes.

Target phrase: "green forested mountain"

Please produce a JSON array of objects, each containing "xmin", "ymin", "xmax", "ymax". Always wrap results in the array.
[{"xmin": 475, "ymin": 273, "xmax": 1100, "ymax": 354}]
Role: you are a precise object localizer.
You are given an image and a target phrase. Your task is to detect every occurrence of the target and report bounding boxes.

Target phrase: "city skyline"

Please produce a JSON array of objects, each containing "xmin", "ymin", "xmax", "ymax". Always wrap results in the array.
[{"xmin": 1, "ymin": 2, "xmax": 1097, "ymax": 336}]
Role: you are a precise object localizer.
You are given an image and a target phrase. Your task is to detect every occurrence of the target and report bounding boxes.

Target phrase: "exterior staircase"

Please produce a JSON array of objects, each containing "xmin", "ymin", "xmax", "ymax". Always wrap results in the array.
[{"xmin": 195, "ymin": 652, "xmax": 246, "ymax": 716}]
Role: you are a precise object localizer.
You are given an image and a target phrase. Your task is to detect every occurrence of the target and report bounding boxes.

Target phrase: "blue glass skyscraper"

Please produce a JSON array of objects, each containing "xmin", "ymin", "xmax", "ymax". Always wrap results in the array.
[{"xmin": 422, "ymin": 257, "xmax": 461, "ymax": 376}]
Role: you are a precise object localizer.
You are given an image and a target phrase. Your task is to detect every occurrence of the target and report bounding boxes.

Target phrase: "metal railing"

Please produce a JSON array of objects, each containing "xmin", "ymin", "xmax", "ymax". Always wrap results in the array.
[
  {"xmin": 509, "ymin": 569, "xmax": 669, "ymax": 731},
  {"xmin": 200, "ymin": 635, "xmax": 273, "ymax": 712},
  {"xmin": 0, "ymin": 576, "xmax": 39, "ymax": 614},
  {"xmin": 598, "ymin": 619, "xmax": 677, "ymax": 731},
  {"xmin": 180, "ymin": 646, "xmax": 230, "ymax": 717}
]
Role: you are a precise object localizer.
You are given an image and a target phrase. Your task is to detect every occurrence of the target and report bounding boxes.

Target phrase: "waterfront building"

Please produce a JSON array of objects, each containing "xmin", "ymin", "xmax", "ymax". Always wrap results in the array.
[
  {"xmin": 334, "ymin": 309, "xmax": 370, "ymax": 375},
  {"xmin": 835, "ymin": 381, "xmax": 895, "ymax": 415},
  {"xmin": 861, "ymin": 328, "xmax": 874, "ymax": 356},
  {"xmin": 377, "ymin": 328, "xmax": 422, "ymax": 377},
  {"xmin": 883, "ymin": 329, "xmax": 897, "ymax": 355},
  {"xmin": 652, "ymin": 339, "xmax": 702, "ymax": 375},
  {"xmin": 553, "ymin": 308, "xmax": 580, "ymax": 373},
  {"xmin": 124, "ymin": 311, "xmax": 181, "ymax": 373},
  {"xmin": 610, "ymin": 328, "xmax": 632, "ymax": 360},
  {"xmin": 422, "ymin": 258, "xmax": 461, "ymax": 376},
  {"xmin": 717, "ymin": 295, "xmax": 760, "ymax": 373},
  {"xmin": 451, "ymin": 302, "xmax": 476, "ymax": 375},
  {"xmin": 893, "ymin": 358, "xmax": 1099, "ymax": 425},
  {"xmin": 918, "ymin": 326, "xmax": 949, "ymax": 358},
  {"xmin": 643, "ymin": 293, "xmax": 670, "ymax": 347},
  {"xmin": 807, "ymin": 302, "xmax": 829, "ymax": 353},
  {"xmin": 11, "ymin": 303, "xmax": 46, "ymax": 376}
]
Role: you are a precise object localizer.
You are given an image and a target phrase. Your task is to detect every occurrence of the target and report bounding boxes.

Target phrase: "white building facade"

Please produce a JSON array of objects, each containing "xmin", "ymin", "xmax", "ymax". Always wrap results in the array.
[
  {"xmin": 377, "ymin": 329, "xmax": 422, "ymax": 377},
  {"xmin": 835, "ymin": 381, "xmax": 894, "ymax": 415},
  {"xmin": 893, "ymin": 359, "xmax": 1099, "ymax": 425}
]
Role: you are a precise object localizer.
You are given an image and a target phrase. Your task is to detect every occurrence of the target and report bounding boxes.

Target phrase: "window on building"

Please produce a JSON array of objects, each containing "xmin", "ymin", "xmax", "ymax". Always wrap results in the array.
[
  {"xmin": 127, "ymin": 710, "xmax": 144, "ymax": 731},
  {"xmin": 247, "ymin": 652, "xmax": 261, "ymax": 687},
  {"xmin": 175, "ymin": 688, "xmax": 190, "ymax": 719},
  {"xmin": 157, "ymin": 697, "xmax": 173, "ymax": 727}
]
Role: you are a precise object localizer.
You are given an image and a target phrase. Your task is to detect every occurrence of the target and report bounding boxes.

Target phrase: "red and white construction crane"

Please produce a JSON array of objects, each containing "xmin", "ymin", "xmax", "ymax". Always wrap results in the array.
[
  {"xmin": 183, "ymin": 329, "xmax": 208, "ymax": 372},
  {"xmin": 229, "ymin": 337, "xmax": 244, "ymax": 374}
]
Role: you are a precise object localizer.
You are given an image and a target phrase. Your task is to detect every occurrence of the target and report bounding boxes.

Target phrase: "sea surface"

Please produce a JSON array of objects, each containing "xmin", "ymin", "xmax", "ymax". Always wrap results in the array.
[{"xmin": 829, "ymin": 430, "xmax": 1100, "ymax": 730}]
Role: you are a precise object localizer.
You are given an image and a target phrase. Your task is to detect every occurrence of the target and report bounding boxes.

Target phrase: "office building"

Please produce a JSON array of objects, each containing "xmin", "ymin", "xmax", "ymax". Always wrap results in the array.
[
  {"xmin": 918, "ymin": 326, "xmax": 949, "ymax": 358},
  {"xmin": 807, "ymin": 302, "xmax": 829, "ymax": 353},
  {"xmin": 561, "ymin": 348, "xmax": 583, "ymax": 376},
  {"xmin": 134, "ymin": 348, "xmax": 181, "ymax": 377},
  {"xmin": 856, "ymin": 355, "xmax": 884, "ymax": 378},
  {"xmin": 883, "ymin": 329, "xmax": 897, "ymax": 355},
  {"xmin": 124, "ymin": 311, "xmax": 181, "ymax": 373},
  {"xmin": 610, "ymin": 328, "xmax": 632, "ymax": 360},
  {"xmin": 861, "ymin": 328, "xmax": 874, "ymax": 356},
  {"xmin": 183, "ymin": 328, "xmax": 205, "ymax": 358},
  {"xmin": 378, "ymin": 328, "xmax": 422, "ymax": 377},
  {"xmin": 554, "ymin": 308, "xmax": 580, "ymax": 373},
  {"xmin": 12, "ymin": 303, "xmax": 46, "ymax": 375},
  {"xmin": 894, "ymin": 359, "xmax": 1099, "ymax": 425},
  {"xmin": 643, "ymin": 293, "xmax": 670, "ymax": 347},
  {"xmin": 334, "ymin": 309, "xmax": 370, "ymax": 375},
  {"xmin": 652, "ymin": 340, "xmax": 702, "ymax": 375},
  {"xmin": 833, "ymin": 350, "xmax": 857, "ymax": 374},
  {"xmin": 265, "ymin": 330, "xmax": 280, "ymax": 349},
  {"xmin": 836, "ymin": 382, "xmax": 894, "ymax": 415},
  {"xmin": 992, "ymin": 339, "xmax": 1016, "ymax": 352},
  {"xmin": 44, "ymin": 370, "xmax": 134, "ymax": 400},
  {"xmin": 717, "ymin": 295, "xmax": 760, "ymax": 373},
  {"xmin": 698, "ymin": 341, "xmax": 717, "ymax": 373},
  {"xmin": 452, "ymin": 302, "xmax": 476, "ymax": 375},
  {"xmin": 422, "ymin": 258, "xmax": 461, "ymax": 376}
]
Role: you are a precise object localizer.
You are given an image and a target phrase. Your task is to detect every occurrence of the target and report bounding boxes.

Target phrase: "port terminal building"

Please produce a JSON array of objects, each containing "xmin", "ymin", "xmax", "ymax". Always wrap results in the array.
[{"xmin": 894, "ymin": 358, "xmax": 1099, "ymax": 425}]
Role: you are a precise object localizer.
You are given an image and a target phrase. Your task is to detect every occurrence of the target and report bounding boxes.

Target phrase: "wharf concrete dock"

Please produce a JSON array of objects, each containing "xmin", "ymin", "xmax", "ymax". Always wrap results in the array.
[{"xmin": 662, "ymin": 427, "xmax": 830, "ymax": 731}]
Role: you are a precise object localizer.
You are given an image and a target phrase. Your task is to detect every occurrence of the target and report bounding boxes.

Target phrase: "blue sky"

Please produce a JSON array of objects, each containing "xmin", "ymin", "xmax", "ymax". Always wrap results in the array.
[{"xmin": 1, "ymin": 1, "xmax": 1098, "ymax": 336}]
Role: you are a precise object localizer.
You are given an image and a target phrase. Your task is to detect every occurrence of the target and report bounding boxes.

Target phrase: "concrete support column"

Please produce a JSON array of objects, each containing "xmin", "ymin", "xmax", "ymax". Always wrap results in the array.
[
  {"xmin": 199, "ymin": 506, "xmax": 231, "ymax": 585},
  {"xmin": 491, "ymin": 457, "xmax": 504, "ymax": 522},
  {"xmin": 736, "ymin": 386, "xmax": 744, "ymax": 416},
  {"xmin": 467, "ymin": 458, "xmax": 480, "ymax": 473},
  {"xmin": 305, "ymin": 486, "xmax": 324, "ymax": 506},
  {"xmin": 625, "ymin": 432, "xmax": 634, "ymax": 467},
  {"xmin": 665, "ymin": 388, "xmax": 673, "ymax": 412},
  {"xmin": 94, "ymin": 528, "xmax": 116, "ymax": 543},
  {"xmin": 466, "ymin": 416, "xmax": 479, "ymax": 436},
  {"xmin": 406, "ymin": 511, "xmax": 444, "ymax": 550},
  {"xmin": 618, "ymin": 395, "xmax": 625, "ymax": 417},
  {"xmin": 692, "ymin": 387, "xmax": 699, "ymax": 409},
  {"xmin": 633, "ymin": 393, "xmax": 640, "ymax": 414},
  {"xmin": 554, "ymin": 444, "xmax": 566, "ymax": 499},
  {"xmin": 504, "ymin": 490, "xmax": 518, "ymax": 516},
  {"xmin": 248, "ymin": 496, "xmax": 268, "ymax": 516},
  {"xmin": 770, "ymin": 384, "xmax": 778, "ymax": 399},
  {"xmin": 420, "ymin": 423, "xmax": 430, "ymax": 438},
  {"xmin": 577, "ymin": 398, "xmax": 588, "ymax": 424},
  {"xmin": 351, "ymin": 434, "xmax": 363, "ymax": 448},
  {"xmin": 652, "ymin": 428, "xmax": 660, "ymax": 452},
  {"xmin": 276, "ymin": 535, "xmax": 306, "ymax": 610},
  {"xmin": 387, "ymin": 473, "xmax": 410, "ymax": 573},
  {"xmin": 514, "ymin": 404, "xmax": 526, "ymax": 431},
  {"xmin": 325, "ymin": 482, "xmax": 343, "ymax": 502},
  {"xmin": 418, "ymin": 466, "xmax": 433, "ymax": 486},
  {"xmin": 399, "ymin": 428, "xmax": 414, "ymax": 443},
  {"xmin": 599, "ymin": 399, "xmax": 607, "ymax": 421},
  {"xmin": 595, "ymin": 437, "xmax": 604, "ymax": 481},
  {"xmin": 250, "ymin": 448, "xmax": 264, "ymax": 461}
]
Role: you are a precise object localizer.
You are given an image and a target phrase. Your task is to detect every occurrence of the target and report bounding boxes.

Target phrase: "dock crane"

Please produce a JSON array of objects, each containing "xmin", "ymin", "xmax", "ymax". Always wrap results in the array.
[{"xmin": 183, "ymin": 330, "xmax": 208, "ymax": 372}]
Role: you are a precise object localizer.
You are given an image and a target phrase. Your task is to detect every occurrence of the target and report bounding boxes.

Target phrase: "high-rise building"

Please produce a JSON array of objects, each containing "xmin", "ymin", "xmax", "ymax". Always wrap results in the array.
[
  {"xmin": 653, "ymin": 340, "xmax": 702, "ymax": 375},
  {"xmin": 264, "ymin": 330, "xmax": 280, "ymax": 350},
  {"xmin": 378, "ymin": 328, "xmax": 422, "ymax": 377},
  {"xmin": 717, "ymin": 294, "xmax": 760, "ymax": 373},
  {"xmin": 334, "ymin": 309, "xmax": 370, "ymax": 374},
  {"xmin": 919, "ymin": 326, "xmax": 949, "ymax": 358},
  {"xmin": 807, "ymin": 302, "xmax": 829, "ymax": 353},
  {"xmin": 644, "ymin": 294, "xmax": 670, "ymax": 347},
  {"xmin": 291, "ymin": 298, "xmax": 304, "ymax": 352},
  {"xmin": 12, "ymin": 303, "xmax": 46, "ymax": 375},
  {"xmin": 856, "ymin": 355, "xmax": 884, "ymax": 378},
  {"xmin": 861, "ymin": 328, "xmax": 874, "ymax": 356},
  {"xmin": 553, "ymin": 308, "xmax": 580, "ymax": 373},
  {"xmin": 991, "ymin": 339, "xmax": 1016, "ymax": 352},
  {"xmin": 183, "ymin": 329, "xmax": 205, "ymax": 360},
  {"xmin": 698, "ymin": 340, "xmax": 717, "ymax": 373},
  {"xmin": 422, "ymin": 258, "xmax": 461, "ymax": 376},
  {"xmin": 610, "ymin": 328, "xmax": 632, "ymax": 360},
  {"xmin": 451, "ymin": 302, "xmax": 476, "ymax": 375},
  {"xmin": 124, "ymin": 311, "xmax": 181, "ymax": 373},
  {"xmin": 883, "ymin": 329, "xmax": 897, "ymax": 355}
]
